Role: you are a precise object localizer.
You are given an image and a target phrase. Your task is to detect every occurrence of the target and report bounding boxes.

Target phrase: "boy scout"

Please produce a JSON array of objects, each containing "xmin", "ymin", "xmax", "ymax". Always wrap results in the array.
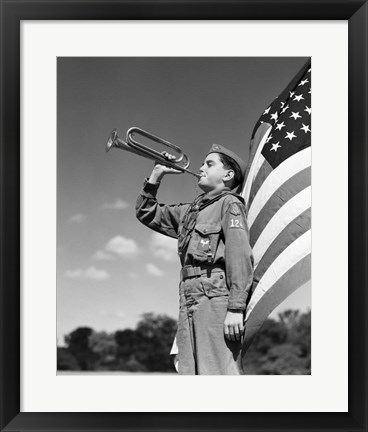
[{"xmin": 136, "ymin": 144, "xmax": 253, "ymax": 374}]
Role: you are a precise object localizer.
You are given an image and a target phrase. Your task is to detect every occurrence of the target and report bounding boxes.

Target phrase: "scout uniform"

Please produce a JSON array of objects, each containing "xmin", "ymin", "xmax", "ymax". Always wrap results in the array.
[{"xmin": 136, "ymin": 145, "xmax": 254, "ymax": 375}]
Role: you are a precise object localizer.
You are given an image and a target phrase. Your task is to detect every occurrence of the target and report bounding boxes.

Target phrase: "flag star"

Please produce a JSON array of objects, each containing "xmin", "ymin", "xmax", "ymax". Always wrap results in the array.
[
  {"xmin": 308, "ymin": 68, "xmax": 311, "ymax": 73},
  {"xmin": 299, "ymin": 78, "xmax": 309, "ymax": 86},
  {"xmin": 290, "ymin": 111, "xmax": 302, "ymax": 120},
  {"xmin": 275, "ymin": 121, "xmax": 286, "ymax": 131},
  {"xmin": 285, "ymin": 131, "xmax": 297, "ymax": 141},
  {"xmin": 293, "ymin": 94, "xmax": 304, "ymax": 102},
  {"xmin": 289, "ymin": 91, "xmax": 295, "ymax": 98},
  {"xmin": 300, "ymin": 123, "xmax": 311, "ymax": 133},
  {"xmin": 281, "ymin": 104, "xmax": 289, "ymax": 113},
  {"xmin": 305, "ymin": 105, "xmax": 312, "ymax": 115},
  {"xmin": 270, "ymin": 112, "xmax": 278, "ymax": 122},
  {"xmin": 280, "ymin": 101, "xmax": 285, "ymax": 108},
  {"xmin": 308, "ymin": 88, "xmax": 311, "ymax": 94},
  {"xmin": 266, "ymin": 134, "xmax": 273, "ymax": 143},
  {"xmin": 270, "ymin": 142, "xmax": 281, "ymax": 152},
  {"xmin": 263, "ymin": 106, "xmax": 271, "ymax": 115}
]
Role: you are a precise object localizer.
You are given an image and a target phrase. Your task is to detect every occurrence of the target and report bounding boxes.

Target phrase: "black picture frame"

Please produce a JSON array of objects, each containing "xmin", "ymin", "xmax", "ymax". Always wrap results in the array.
[{"xmin": 1, "ymin": 1, "xmax": 367, "ymax": 431}]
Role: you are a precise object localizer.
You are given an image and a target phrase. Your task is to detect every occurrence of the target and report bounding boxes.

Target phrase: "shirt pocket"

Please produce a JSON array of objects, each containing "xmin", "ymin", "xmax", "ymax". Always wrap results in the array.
[
  {"xmin": 201, "ymin": 271, "xmax": 229, "ymax": 298},
  {"xmin": 190, "ymin": 223, "xmax": 222, "ymax": 264}
]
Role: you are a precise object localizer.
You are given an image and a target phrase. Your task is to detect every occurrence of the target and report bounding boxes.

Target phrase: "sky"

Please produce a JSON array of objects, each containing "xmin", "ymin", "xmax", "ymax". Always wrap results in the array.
[{"xmin": 57, "ymin": 57, "xmax": 311, "ymax": 344}]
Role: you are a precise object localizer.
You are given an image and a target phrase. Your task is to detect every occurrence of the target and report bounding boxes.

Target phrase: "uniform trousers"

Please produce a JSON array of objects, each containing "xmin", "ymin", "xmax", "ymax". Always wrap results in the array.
[{"xmin": 177, "ymin": 274, "xmax": 243, "ymax": 375}]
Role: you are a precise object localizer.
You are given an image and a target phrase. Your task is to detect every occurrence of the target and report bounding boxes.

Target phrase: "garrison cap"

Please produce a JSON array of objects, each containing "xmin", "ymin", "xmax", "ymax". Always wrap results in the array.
[{"xmin": 206, "ymin": 144, "xmax": 247, "ymax": 178}]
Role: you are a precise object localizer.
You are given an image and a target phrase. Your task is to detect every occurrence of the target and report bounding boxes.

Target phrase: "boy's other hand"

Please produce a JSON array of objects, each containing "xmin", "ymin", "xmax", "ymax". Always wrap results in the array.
[{"xmin": 224, "ymin": 310, "xmax": 244, "ymax": 342}]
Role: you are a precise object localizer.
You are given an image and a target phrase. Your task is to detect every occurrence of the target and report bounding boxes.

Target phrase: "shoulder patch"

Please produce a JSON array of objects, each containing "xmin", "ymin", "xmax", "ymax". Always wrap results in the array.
[{"xmin": 230, "ymin": 203, "xmax": 241, "ymax": 216}]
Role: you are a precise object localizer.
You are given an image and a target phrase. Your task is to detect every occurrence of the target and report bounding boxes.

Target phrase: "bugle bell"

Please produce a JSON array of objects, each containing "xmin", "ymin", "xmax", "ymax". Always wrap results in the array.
[{"xmin": 106, "ymin": 127, "xmax": 201, "ymax": 179}]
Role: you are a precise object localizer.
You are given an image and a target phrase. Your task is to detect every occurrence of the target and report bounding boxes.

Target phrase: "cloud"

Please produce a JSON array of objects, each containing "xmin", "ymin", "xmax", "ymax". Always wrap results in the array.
[
  {"xmin": 92, "ymin": 250, "xmax": 114, "ymax": 261},
  {"xmin": 150, "ymin": 233, "xmax": 178, "ymax": 261},
  {"xmin": 65, "ymin": 269, "xmax": 84, "ymax": 279},
  {"xmin": 65, "ymin": 266, "xmax": 110, "ymax": 281},
  {"xmin": 84, "ymin": 267, "xmax": 110, "ymax": 280},
  {"xmin": 114, "ymin": 311, "xmax": 126, "ymax": 319},
  {"xmin": 68, "ymin": 213, "xmax": 86, "ymax": 223},
  {"xmin": 99, "ymin": 309, "xmax": 125, "ymax": 319},
  {"xmin": 105, "ymin": 235, "xmax": 140, "ymax": 258},
  {"xmin": 102, "ymin": 199, "xmax": 130, "ymax": 210},
  {"xmin": 93, "ymin": 235, "xmax": 140, "ymax": 262},
  {"xmin": 146, "ymin": 263, "xmax": 164, "ymax": 277}
]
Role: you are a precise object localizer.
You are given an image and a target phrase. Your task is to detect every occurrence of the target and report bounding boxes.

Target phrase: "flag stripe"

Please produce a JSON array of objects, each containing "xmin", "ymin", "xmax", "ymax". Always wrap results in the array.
[
  {"xmin": 242, "ymin": 124, "xmax": 272, "ymax": 204},
  {"xmin": 244, "ymin": 122, "xmax": 272, "ymax": 184},
  {"xmin": 246, "ymin": 229, "xmax": 311, "ymax": 320},
  {"xmin": 250, "ymin": 167, "xmax": 311, "ymax": 246},
  {"xmin": 242, "ymin": 254, "xmax": 311, "ymax": 353},
  {"xmin": 253, "ymin": 154, "xmax": 268, "ymax": 190},
  {"xmin": 247, "ymin": 157, "xmax": 273, "ymax": 212},
  {"xmin": 253, "ymin": 208, "xmax": 311, "ymax": 284},
  {"xmin": 253, "ymin": 187, "xmax": 311, "ymax": 268},
  {"xmin": 247, "ymin": 147, "xmax": 311, "ymax": 228}
]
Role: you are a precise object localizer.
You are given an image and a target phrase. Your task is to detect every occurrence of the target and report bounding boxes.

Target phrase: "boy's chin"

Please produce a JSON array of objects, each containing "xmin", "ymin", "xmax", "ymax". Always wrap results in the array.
[
  {"xmin": 197, "ymin": 183, "xmax": 206, "ymax": 192},
  {"xmin": 197, "ymin": 181, "xmax": 213, "ymax": 193}
]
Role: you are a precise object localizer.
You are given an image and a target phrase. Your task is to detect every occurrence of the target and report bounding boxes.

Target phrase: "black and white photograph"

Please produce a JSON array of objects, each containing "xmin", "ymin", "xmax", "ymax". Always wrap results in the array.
[
  {"xmin": 2, "ymin": 4, "xmax": 366, "ymax": 429},
  {"xmin": 57, "ymin": 57, "xmax": 311, "ymax": 375}
]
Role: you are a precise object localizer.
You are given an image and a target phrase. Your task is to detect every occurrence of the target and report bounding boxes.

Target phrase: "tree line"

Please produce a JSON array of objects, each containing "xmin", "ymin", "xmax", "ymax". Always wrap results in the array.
[{"xmin": 58, "ymin": 309, "xmax": 311, "ymax": 374}]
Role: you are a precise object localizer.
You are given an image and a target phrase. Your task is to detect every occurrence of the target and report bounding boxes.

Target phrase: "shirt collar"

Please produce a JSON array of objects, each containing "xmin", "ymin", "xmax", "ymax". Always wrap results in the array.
[{"xmin": 203, "ymin": 186, "xmax": 232, "ymax": 201}]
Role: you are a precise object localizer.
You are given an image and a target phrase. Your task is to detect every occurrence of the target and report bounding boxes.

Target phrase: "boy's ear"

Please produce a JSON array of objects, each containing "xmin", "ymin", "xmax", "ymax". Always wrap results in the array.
[{"xmin": 223, "ymin": 170, "xmax": 235, "ymax": 182}]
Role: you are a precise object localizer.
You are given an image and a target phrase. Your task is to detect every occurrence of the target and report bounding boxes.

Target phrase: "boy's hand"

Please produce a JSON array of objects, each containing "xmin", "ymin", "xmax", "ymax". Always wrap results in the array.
[
  {"xmin": 149, "ymin": 151, "xmax": 182, "ymax": 183},
  {"xmin": 224, "ymin": 310, "xmax": 244, "ymax": 342}
]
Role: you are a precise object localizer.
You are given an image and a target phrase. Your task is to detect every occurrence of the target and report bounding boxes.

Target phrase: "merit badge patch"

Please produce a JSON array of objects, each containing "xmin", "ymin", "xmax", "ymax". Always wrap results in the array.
[{"xmin": 198, "ymin": 238, "xmax": 210, "ymax": 251}]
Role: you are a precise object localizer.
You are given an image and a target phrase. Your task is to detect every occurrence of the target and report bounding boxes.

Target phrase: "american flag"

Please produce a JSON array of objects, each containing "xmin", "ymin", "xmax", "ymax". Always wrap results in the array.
[{"xmin": 240, "ymin": 59, "xmax": 311, "ymax": 359}]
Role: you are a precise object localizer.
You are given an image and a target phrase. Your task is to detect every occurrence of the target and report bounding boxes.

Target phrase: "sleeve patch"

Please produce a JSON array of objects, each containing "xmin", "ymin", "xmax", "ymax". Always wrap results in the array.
[{"xmin": 229, "ymin": 217, "xmax": 244, "ymax": 229}]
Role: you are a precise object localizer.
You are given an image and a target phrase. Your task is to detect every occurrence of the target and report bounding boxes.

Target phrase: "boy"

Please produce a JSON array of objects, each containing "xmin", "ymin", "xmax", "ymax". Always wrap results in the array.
[{"xmin": 136, "ymin": 144, "xmax": 253, "ymax": 374}]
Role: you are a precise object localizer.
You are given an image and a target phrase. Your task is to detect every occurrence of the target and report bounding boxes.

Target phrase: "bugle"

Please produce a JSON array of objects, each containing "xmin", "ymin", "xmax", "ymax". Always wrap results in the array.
[{"xmin": 106, "ymin": 127, "xmax": 201, "ymax": 179}]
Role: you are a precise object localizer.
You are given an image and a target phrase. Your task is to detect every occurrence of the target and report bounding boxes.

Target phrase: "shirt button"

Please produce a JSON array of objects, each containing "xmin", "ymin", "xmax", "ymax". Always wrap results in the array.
[{"xmin": 220, "ymin": 275, "xmax": 224, "ymax": 279}]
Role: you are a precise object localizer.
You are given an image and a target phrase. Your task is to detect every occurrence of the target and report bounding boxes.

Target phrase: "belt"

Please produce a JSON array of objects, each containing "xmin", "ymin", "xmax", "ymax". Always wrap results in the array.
[{"xmin": 181, "ymin": 265, "xmax": 225, "ymax": 280}]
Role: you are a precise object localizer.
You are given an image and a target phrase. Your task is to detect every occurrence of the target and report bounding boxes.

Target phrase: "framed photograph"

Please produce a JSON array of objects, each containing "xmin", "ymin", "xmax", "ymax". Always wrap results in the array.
[{"xmin": 1, "ymin": 0, "xmax": 366, "ymax": 431}]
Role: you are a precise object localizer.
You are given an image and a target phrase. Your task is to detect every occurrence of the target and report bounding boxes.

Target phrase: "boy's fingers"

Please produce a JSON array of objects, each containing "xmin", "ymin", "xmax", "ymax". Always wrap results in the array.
[{"xmin": 224, "ymin": 325, "xmax": 230, "ymax": 340}]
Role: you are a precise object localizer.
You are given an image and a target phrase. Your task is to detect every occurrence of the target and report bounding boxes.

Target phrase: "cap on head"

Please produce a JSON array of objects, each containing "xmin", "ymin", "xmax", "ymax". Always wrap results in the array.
[{"xmin": 206, "ymin": 144, "xmax": 247, "ymax": 179}]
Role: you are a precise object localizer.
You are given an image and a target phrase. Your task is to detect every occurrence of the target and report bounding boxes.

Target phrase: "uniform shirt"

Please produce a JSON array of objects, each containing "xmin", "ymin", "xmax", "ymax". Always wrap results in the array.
[{"xmin": 136, "ymin": 179, "xmax": 254, "ymax": 310}]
